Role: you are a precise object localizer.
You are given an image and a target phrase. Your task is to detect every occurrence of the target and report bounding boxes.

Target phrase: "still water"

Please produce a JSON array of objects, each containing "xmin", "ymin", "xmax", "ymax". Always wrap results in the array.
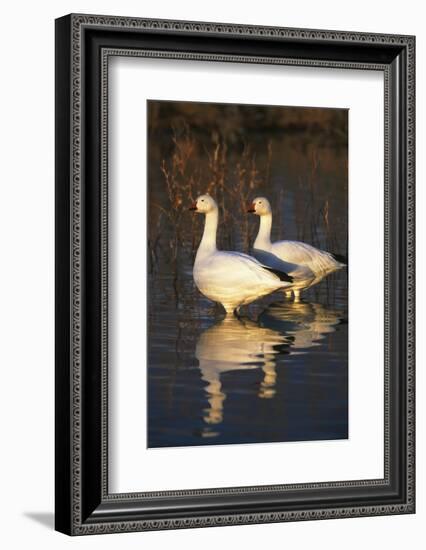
[
  {"xmin": 148, "ymin": 253, "xmax": 348, "ymax": 448},
  {"xmin": 148, "ymin": 125, "xmax": 348, "ymax": 448}
]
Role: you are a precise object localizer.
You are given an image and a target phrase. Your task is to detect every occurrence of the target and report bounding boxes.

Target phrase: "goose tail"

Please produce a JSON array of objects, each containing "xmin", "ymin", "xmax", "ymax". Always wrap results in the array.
[
  {"xmin": 262, "ymin": 266, "xmax": 294, "ymax": 283},
  {"xmin": 331, "ymin": 252, "xmax": 348, "ymax": 266}
]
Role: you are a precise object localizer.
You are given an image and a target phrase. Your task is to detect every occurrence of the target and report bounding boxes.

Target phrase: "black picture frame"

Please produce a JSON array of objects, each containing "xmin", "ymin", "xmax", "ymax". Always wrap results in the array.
[{"xmin": 55, "ymin": 13, "xmax": 415, "ymax": 535}]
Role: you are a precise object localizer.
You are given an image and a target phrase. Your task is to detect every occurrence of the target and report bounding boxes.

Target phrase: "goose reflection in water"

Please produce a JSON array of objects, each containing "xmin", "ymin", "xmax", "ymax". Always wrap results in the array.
[
  {"xmin": 195, "ymin": 318, "xmax": 290, "ymax": 435},
  {"xmin": 259, "ymin": 301, "xmax": 346, "ymax": 352},
  {"xmin": 195, "ymin": 301, "xmax": 346, "ymax": 438}
]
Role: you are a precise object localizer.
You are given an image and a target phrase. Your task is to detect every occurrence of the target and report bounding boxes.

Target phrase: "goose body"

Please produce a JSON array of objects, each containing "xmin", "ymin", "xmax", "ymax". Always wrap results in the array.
[
  {"xmin": 190, "ymin": 195, "xmax": 293, "ymax": 315},
  {"xmin": 248, "ymin": 197, "xmax": 346, "ymax": 300}
]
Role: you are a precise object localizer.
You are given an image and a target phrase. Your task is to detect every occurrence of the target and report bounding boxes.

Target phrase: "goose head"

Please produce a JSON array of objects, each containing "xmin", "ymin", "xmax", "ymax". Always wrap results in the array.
[
  {"xmin": 189, "ymin": 194, "xmax": 218, "ymax": 214},
  {"xmin": 247, "ymin": 197, "xmax": 272, "ymax": 216}
]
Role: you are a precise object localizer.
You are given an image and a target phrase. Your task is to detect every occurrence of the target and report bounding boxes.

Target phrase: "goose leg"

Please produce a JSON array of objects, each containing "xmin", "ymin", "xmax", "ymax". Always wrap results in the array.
[
  {"xmin": 284, "ymin": 290, "xmax": 292, "ymax": 299},
  {"xmin": 293, "ymin": 289, "xmax": 301, "ymax": 302},
  {"xmin": 223, "ymin": 304, "xmax": 238, "ymax": 317},
  {"xmin": 234, "ymin": 305, "xmax": 244, "ymax": 319},
  {"xmin": 203, "ymin": 378, "xmax": 225, "ymax": 425},
  {"xmin": 259, "ymin": 360, "xmax": 277, "ymax": 399}
]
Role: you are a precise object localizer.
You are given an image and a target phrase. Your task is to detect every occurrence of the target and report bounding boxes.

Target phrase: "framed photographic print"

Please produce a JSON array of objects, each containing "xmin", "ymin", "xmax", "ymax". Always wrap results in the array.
[{"xmin": 55, "ymin": 14, "xmax": 415, "ymax": 535}]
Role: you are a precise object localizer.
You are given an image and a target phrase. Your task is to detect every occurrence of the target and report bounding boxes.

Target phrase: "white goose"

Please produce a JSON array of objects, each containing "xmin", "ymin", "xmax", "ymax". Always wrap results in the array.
[
  {"xmin": 190, "ymin": 194, "xmax": 293, "ymax": 316},
  {"xmin": 248, "ymin": 197, "xmax": 346, "ymax": 301}
]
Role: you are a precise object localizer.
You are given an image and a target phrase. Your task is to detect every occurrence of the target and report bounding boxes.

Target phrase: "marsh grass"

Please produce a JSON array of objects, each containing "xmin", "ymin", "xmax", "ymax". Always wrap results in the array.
[
  {"xmin": 149, "ymin": 125, "xmax": 271, "ymax": 267},
  {"xmin": 149, "ymin": 122, "xmax": 346, "ymax": 282}
]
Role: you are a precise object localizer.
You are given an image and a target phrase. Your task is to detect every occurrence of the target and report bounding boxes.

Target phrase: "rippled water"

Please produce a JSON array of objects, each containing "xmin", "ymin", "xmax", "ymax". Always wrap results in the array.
[{"xmin": 148, "ymin": 114, "xmax": 348, "ymax": 448}]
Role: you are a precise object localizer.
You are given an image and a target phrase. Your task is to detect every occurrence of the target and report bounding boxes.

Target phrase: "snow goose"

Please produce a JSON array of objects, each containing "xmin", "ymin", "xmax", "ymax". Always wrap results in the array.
[
  {"xmin": 190, "ymin": 194, "xmax": 293, "ymax": 316},
  {"xmin": 248, "ymin": 197, "xmax": 346, "ymax": 300}
]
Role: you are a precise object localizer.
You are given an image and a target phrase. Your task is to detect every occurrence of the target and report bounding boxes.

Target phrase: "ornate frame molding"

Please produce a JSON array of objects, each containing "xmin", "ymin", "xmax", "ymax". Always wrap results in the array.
[{"xmin": 55, "ymin": 14, "xmax": 415, "ymax": 535}]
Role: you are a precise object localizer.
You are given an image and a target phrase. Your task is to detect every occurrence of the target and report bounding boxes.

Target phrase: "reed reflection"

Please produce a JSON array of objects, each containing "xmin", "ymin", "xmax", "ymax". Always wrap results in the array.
[{"xmin": 195, "ymin": 301, "xmax": 346, "ymax": 438}]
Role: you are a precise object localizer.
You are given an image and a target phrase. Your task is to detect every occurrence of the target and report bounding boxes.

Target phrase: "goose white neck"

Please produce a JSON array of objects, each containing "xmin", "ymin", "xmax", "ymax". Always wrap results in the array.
[
  {"xmin": 254, "ymin": 213, "xmax": 272, "ymax": 250},
  {"xmin": 197, "ymin": 208, "xmax": 218, "ymax": 257}
]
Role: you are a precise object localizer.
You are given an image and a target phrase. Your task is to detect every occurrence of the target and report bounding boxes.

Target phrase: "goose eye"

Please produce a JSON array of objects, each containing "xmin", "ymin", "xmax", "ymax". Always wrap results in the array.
[{"xmin": 201, "ymin": 199, "xmax": 205, "ymax": 202}]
